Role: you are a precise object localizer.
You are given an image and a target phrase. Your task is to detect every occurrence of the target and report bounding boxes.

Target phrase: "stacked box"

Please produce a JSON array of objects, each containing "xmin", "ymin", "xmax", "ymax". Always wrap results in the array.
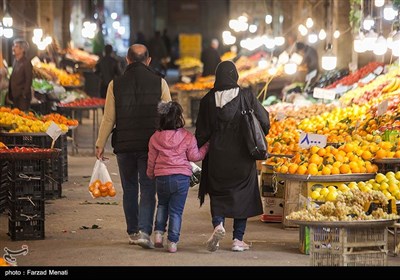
[
  {"xmin": 1, "ymin": 133, "xmax": 67, "ymax": 198},
  {"xmin": 0, "ymin": 161, "xmax": 7, "ymax": 212},
  {"xmin": 310, "ymin": 226, "xmax": 388, "ymax": 266},
  {"xmin": 7, "ymin": 159, "xmax": 46, "ymax": 240}
]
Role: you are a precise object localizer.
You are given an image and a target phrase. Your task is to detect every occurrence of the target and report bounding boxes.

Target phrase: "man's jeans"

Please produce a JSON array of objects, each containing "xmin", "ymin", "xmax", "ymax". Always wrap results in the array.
[
  {"xmin": 212, "ymin": 216, "xmax": 247, "ymax": 241},
  {"xmin": 116, "ymin": 151, "xmax": 156, "ymax": 235},
  {"xmin": 154, "ymin": 174, "xmax": 190, "ymax": 243}
]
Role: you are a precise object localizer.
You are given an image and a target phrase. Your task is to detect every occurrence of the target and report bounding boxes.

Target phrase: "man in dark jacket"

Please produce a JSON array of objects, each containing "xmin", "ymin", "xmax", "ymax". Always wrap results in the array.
[
  {"xmin": 96, "ymin": 44, "xmax": 171, "ymax": 249},
  {"xmin": 9, "ymin": 39, "xmax": 33, "ymax": 111},
  {"xmin": 201, "ymin": 39, "xmax": 221, "ymax": 77},
  {"xmin": 95, "ymin": 44, "xmax": 122, "ymax": 99}
]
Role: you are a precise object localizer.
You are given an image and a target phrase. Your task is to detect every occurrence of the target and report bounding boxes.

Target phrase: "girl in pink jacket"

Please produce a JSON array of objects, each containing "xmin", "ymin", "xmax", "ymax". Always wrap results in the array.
[{"xmin": 147, "ymin": 101, "xmax": 209, "ymax": 253}]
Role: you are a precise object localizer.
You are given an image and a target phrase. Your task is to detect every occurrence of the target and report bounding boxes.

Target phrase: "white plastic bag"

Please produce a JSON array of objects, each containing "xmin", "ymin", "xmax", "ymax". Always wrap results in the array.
[
  {"xmin": 189, "ymin": 162, "xmax": 202, "ymax": 188},
  {"xmin": 88, "ymin": 159, "xmax": 116, "ymax": 198}
]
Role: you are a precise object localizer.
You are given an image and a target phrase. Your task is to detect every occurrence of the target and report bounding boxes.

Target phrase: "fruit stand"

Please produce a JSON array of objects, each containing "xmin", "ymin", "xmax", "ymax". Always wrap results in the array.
[{"xmin": 57, "ymin": 101, "xmax": 105, "ymax": 155}]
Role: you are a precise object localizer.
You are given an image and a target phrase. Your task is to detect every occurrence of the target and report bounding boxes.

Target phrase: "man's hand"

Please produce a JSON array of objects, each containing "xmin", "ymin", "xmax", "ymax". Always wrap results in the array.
[{"xmin": 96, "ymin": 146, "xmax": 105, "ymax": 160}]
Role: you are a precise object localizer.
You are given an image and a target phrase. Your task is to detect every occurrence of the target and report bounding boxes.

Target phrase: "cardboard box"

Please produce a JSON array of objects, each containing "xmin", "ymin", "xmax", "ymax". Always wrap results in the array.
[{"xmin": 261, "ymin": 197, "xmax": 284, "ymax": 223}]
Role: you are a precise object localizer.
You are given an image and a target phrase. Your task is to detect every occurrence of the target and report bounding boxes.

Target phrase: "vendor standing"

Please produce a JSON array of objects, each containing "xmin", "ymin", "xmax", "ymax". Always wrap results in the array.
[{"xmin": 9, "ymin": 39, "xmax": 33, "ymax": 111}]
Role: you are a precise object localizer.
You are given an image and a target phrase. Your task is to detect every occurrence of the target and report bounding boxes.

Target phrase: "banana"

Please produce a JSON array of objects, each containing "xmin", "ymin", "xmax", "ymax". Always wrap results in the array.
[
  {"xmin": 390, "ymin": 78, "xmax": 400, "ymax": 92},
  {"xmin": 382, "ymin": 78, "xmax": 396, "ymax": 93}
]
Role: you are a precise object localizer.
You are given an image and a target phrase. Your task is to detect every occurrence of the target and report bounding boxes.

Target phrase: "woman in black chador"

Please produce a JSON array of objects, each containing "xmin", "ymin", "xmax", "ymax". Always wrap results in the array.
[{"xmin": 195, "ymin": 61, "xmax": 270, "ymax": 252}]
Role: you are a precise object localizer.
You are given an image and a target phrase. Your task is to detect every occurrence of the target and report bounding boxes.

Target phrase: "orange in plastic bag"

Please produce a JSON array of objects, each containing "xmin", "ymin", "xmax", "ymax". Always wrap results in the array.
[{"xmin": 88, "ymin": 159, "xmax": 116, "ymax": 198}]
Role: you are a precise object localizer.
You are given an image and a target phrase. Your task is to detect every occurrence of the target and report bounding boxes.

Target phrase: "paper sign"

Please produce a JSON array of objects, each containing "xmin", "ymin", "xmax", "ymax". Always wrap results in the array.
[
  {"xmin": 377, "ymin": 100, "xmax": 389, "ymax": 116},
  {"xmin": 181, "ymin": 76, "xmax": 191, "ymax": 83},
  {"xmin": 299, "ymin": 132, "xmax": 327, "ymax": 148},
  {"xmin": 348, "ymin": 62, "xmax": 358, "ymax": 73},
  {"xmin": 374, "ymin": 66, "xmax": 384, "ymax": 75},
  {"xmin": 313, "ymin": 87, "xmax": 336, "ymax": 100},
  {"xmin": 276, "ymin": 112, "xmax": 285, "ymax": 121},
  {"xmin": 334, "ymin": 85, "xmax": 350, "ymax": 95},
  {"xmin": 46, "ymin": 122, "xmax": 63, "ymax": 142},
  {"xmin": 305, "ymin": 70, "xmax": 317, "ymax": 82},
  {"xmin": 361, "ymin": 73, "xmax": 376, "ymax": 84},
  {"xmin": 31, "ymin": 56, "xmax": 41, "ymax": 67}
]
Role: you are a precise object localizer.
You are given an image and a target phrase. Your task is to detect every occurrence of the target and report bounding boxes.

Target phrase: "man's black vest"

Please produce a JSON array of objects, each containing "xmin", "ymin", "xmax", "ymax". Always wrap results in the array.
[{"xmin": 112, "ymin": 62, "xmax": 161, "ymax": 153}]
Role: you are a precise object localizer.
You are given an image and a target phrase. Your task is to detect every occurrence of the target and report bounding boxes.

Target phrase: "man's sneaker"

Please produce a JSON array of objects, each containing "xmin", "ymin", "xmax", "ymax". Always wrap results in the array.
[
  {"xmin": 167, "ymin": 241, "xmax": 177, "ymax": 253},
  {"xmin": 154, "ymin": 231, "xmax": 164, "ymax": 248},
  {"xmin": 128, "ymin": 232, "xmax": 140, "ymax": 245},
  {"xmin": 206, "ymin": 222, "xmax": 225, "ymax": 252},
  {"xmin": 137, "ymin": 231, "xmax": 155, "ymax": 249},
  {"xmin": 231, "ymin": 238, "xmax": 250, "ymax": 252}
]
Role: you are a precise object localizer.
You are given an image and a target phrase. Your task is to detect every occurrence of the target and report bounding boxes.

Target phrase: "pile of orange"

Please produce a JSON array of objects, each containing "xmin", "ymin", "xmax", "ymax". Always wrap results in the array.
[{"xmin": 88, "ymin": 179, "xmax": 116, "ymax": 198}]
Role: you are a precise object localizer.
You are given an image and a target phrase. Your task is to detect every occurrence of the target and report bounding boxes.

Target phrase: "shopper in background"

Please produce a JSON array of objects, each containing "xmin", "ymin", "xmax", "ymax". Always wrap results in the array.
[
  {"xmin": 195, "ymin": 60, "xmax": 270, "ymax": 252},
  {"xmin": 147, "ymin": 101, "xmax": 209, "ymax": 253},
  {"xmin": 295, "ymin": 42, "xmax": 319, "ymax": 75},
  {"xmin": 201, "ymin": 39, "xmax": 221, "ymax": 77},
  {"xmin": 95, "ymin": 44, "xmax": 122, "ymax": 99},
  {"xmin": 96, "ymin": 44, "xmax": 172, "ymax": 249},
  {"xmin": 148, "ymin": 31, "xmax": 169, "ymax": 76},
  {"xmin": 8, "ymin": 39, "xmax": 33, "ymax": 111}
]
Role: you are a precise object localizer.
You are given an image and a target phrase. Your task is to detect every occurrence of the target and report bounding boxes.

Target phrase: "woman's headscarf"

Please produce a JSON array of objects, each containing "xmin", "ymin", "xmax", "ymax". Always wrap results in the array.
[{"xmin": 213, "ymin": 60, "xmax": 239, "ymax": 91}]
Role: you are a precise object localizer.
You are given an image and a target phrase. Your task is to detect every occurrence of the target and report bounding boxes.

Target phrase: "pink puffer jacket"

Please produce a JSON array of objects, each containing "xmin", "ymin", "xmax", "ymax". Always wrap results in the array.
[{"xmin": 147, "ymin": 128, "xmax": 209, "ymax": 178}]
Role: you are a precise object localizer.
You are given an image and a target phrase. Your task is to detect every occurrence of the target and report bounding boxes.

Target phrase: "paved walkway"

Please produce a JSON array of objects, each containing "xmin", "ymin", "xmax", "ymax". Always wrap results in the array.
[{"xmin": 0, "ymin": 111, "xmax": 399, "ymax": 268}]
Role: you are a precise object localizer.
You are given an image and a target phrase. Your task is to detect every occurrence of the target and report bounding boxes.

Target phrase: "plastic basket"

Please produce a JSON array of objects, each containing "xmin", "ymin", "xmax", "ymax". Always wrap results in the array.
[
  {"xmin": 8, "ymin": 197, "xmax": 45, "ymax": 221},
  {"xmin": 8, "ymin": 176, "xmax": 45, "ymax": 200},
  {"xmin": 0, "ymin": 149, "xmax": 61, "ymax": 161},
  {"xmin": 8, "ymin": 218, "xmax": 45, "ymax": 240},
  {"xmin": 310, "ymin": 226, "xmax": 388, "ymax": 266}
]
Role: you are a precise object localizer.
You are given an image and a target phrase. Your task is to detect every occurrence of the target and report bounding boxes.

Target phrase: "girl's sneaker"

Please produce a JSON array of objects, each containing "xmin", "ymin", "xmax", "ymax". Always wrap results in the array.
[
  {"xmin": 231, "ymin": 239, "xmax": 250, "ymax": 252},
  {"xmin": 154, "ymin": 231, "xmax": 164, "ymax": 248},
  {"xmin": 167, "ymin": 241, "xmax": 177, "ymax": 253}
]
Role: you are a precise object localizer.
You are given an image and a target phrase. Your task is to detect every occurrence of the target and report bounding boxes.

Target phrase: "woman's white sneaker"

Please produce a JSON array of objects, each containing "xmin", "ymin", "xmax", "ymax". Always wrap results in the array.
[
  {"xmin": 231, "ymin": 239, "xmax": 250, "ymax": 252},
  {"xmin": 206, "ymin": 223, "xmax": 225, "ymax": 252}
]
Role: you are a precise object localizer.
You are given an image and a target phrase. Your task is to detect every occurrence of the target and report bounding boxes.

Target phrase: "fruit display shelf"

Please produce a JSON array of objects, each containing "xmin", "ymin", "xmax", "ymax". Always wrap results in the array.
[
  {"xmin": 288, "ymin": 218, "xmax": 396, "ymax": 228},
  {"xmin": 276, "ymin": 173, "xmax": 376, "ymax": 182}
]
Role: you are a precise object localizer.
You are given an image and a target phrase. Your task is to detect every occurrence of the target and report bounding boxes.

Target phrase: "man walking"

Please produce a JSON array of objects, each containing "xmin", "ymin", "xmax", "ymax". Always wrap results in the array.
[
  {"xmin": 96, "ymin": 44, "xmax": 171, "ymax": 249},
  {"xmin": 8, "ymin": 39, "xmax": 33, "ymax": 111}
]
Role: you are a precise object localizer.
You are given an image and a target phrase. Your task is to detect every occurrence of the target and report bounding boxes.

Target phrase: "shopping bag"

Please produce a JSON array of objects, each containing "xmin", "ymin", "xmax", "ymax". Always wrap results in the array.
[
  {"xmin": 88, "ymin": 159, "xmax": 116, "ymax": 198},
  {"xmin": 189, "ymin": 162, "xmax": 202, "ymax": 188}
]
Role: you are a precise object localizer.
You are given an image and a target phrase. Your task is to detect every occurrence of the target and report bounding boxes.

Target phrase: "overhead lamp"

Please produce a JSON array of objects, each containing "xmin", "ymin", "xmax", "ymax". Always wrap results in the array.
[
  {"xmin": 284, "ymin": 62, "xmax": 297, "ymax": 75},
  {"xmin": 321, "ymin": 44, "xmax": 337, "ymax": 71},
  {"xmin": 353, "ymin": 32, "xmax": 366, "ymax": 53},
  {"xmin": 308, "ymin": 32, "xmax": 318, "ymax": 44},
  {"xmin": 265, "ymin": 15, "xmax": 272, "ymax": 24},
  {"xmin": 364, "ymin": 30, "xmax": 378, "ymax": 51},
  {"xmin": 274, "ymin": 36, "xmax": 285, "ymax": 46},
  {"xmin": 363, "ymin": 15, "xmax": 375, "ymax": 31},
  {"xmin": 249, "ymin": 24, "xmax": 257, "ymax": 33},
  {"xmin": 373, "ymin": 34, "xmax": 388, "ymax": 55},
  {"xmin": 384, "ymin": 5, "xmax": 398, "ymax": 20},
  {"xmin": 298, "ymin": 24, "xmax": 308, "ymax": 36},
  {"xmin": 333, "ymin": 30, "xmax": 340, "ymax": 39},
  {"xmin": 375, "ymin": 0, "xmax": 385, "ymax": 7},
  {"xmin": 2, "ymin": 12, "xmax": 12, "ymax": 27},
  {"xmin": 392, "ymin": 31, "xmax": 400, "ymax": 56},
  {"xmin": 318, "ymin": 29, "xmax": 327, "ymax": 40},
  {"xmin": 3, "ymin": 28, "xmax": 13, "ymax": 38},
  {"xmin": 306, "ymin": 17, "xmax": 314, "ymax": 28}
]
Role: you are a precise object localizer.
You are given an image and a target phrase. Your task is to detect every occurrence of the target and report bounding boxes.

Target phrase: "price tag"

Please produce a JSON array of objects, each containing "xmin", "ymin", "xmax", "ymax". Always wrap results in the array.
[
  {"xmin": 31, "ymin": 56, "xmax": 41, "ymax": 66},
  {"xmin": 348, "ymin": 62, "xmax": 358, "ymax": 73},
  {"xmin": 181, "ymin": 76, "xmax": 191, "ymax": 83},
  {"xmin": 361, "ymin": 73, "xmax": 376, "ymax": 84},
  {"xmin": 334, "ymin": 85, "xmax": 350, "ymax": 95},
  {"xmin": 374, "ymin": 66, "xmax": 384, "ymax": 75},
  {"xmin": 276, "ymin": 111, "xmax": 285, "ymax": 121},
  {"xmin": 46, "ymin": 121, "xmax": 63, "ymax": 142},
  {"xmin": 313, "ymin": 87, "xmax": 336, "ymax": 100},
  {"xmin": 305, "ymin": 69, "xmax": 317, "ymax": 82},
  {"xmin": 377, "ymin": 100, "xmax": 388, "ymax": 116},
  {"xmin": 299, "ymin": 132, "xmax": 327, "ymax": 149}
]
